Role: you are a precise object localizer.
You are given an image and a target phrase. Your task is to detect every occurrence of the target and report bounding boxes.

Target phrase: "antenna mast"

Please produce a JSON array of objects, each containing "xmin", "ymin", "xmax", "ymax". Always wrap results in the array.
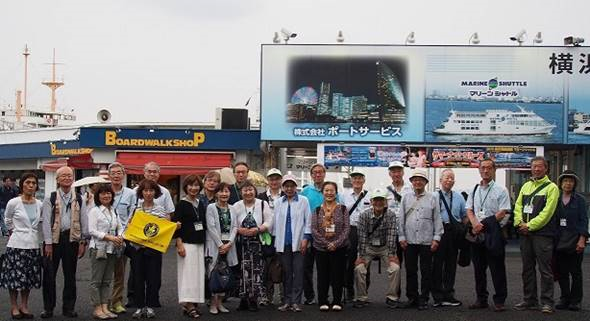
[{"xmin": 42, "ymin": 48, "xmax": 64, "ymax": 113}]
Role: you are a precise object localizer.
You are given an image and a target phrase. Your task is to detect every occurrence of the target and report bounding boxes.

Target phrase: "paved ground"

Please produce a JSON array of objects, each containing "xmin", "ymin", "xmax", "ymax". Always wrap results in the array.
[{"xmin": 1, "ymin": 238, "xmax": 588, "ymax": 321}]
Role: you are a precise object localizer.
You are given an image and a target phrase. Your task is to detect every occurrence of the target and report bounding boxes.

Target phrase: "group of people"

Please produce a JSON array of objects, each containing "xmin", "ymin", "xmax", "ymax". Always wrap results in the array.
[{"xmin": 0, "ymin": 156, "xmax": 587, "ymax": 319}]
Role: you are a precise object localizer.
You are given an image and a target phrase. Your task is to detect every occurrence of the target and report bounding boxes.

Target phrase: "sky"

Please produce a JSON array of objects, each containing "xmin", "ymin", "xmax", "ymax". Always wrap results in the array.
[{"xmin": 1, "ymin": 0, "xmax": 589, "ymax": 125}]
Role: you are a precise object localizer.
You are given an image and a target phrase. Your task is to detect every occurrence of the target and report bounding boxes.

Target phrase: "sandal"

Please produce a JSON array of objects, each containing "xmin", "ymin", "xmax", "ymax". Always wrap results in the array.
[{"xmin": 186, "ymin": 308, "xmax": 200, "ymax": 319}]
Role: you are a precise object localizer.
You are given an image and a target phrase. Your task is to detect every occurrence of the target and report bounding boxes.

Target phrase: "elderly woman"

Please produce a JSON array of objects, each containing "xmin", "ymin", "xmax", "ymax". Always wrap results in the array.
[
  {"xmin": 172, "ymin": 175, "xmax": 207, "ymax": 318},
  {"xmin": 0, "ymin": 172, "xmax": 43, "ymax": 319},
  {"xmin": 205, "ymin": 182, "xmax": 238, "ymax": 315},
  {"xmin": 312, "ymin": 181, "xmax": 350, "ymax": 312},
  {"xmin": 554, "ymin": 170, "xmax": 588, "ymax": 311},
  {"xmin": 234, "ymin": 180, "xmax": 273, "ymax": 311},
  {"xmin": 87, "ymin": 183, "xmax": 124, "ymax": 320},
  {"xmin": 200, "ymin": 170, "xmax": 220, "ymax": 207},
  {"xmin": 129, "ymin": 179, "xmax": 171, "ymax": 319}
]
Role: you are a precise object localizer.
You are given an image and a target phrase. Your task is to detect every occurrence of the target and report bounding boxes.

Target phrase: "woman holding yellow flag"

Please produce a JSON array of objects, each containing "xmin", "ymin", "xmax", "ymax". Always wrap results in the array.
[{"xmin": 129, "ymin": 179, "xmax": 170, "ymax": 319}]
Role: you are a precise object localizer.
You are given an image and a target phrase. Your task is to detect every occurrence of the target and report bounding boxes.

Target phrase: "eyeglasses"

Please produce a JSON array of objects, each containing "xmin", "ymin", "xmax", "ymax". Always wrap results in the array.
[
  {"xmin": 145, "ymin": 170, "xmax": 159, "ymax": 174},
  {"xmin": 59, "ymin": 174, "xmax": 73, "ymax": 178},
  {"xmin": 110, "ymin": 171, "xmax": 124, "ymax": 176}
]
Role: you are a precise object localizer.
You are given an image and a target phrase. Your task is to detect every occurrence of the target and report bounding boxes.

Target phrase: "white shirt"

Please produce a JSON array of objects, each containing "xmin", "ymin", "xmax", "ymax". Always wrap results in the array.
[
  {"xmin": 5, "ymin": 197, "xmax": 43, "ymax": 249},
  {"xmin": 466, "ymin": 180, "xmax": 512, "ymax": 227},
  {"xmin": 386, "ymin": 183, "xmax": 414, "ymax": 216},
  {"xmin": 233, "ymin": 198, "xmax": 273, "ymax": 231},
  {"xmin": 88, "ymin": 205, "xmax": 123, "ymax": 252},
  {"xmin": 272, "ymin": 194, "xmax": 312, "ymax": 253},
  {"xmin": 341, "ymin": 189, "xmax": 371, "ymax": 226}
]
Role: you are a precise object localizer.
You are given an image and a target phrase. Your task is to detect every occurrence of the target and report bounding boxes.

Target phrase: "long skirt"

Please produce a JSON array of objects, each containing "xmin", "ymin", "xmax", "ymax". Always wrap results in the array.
[
  {"xmin": 0, "ymin": 247, "xmax": 42, "ymax": 290},
  {"xmin": 177, "ymin": 243, "xmax": 205, "ymax": 303},
  {"xmin": 239, "ymin": 237, "xmax": 266, "ymax": 301}
]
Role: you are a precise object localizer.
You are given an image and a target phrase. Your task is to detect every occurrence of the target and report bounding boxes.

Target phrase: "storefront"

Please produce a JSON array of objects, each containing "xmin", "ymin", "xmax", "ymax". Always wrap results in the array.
[{"xmin": 78, "ymin": 126, "xmax": 262, "ymax": 203}]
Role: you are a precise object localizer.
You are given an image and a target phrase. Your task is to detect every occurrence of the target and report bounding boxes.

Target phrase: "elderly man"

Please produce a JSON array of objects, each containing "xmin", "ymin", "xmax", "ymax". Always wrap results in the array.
[
  {"xmin": 513, "ymin": 156, "xmax": 559, "ymax": 314},
  {"xmin": 107, "ymin": 162, "xmax": 136, "ymax": 314},
  {"xmin": 432, "ymin": 169, "xmax": 466, "ymax": 307},
  {"xmin": 353, "ymin": 188, "xmax": 400, "ymax": 309},
  {"xmin": 341, "ymin": 169, "xmax": 371, "ymax": 302},
  {"xmin": 399, "ymin": 168, "xmax": 443, "ymax": 310},
  {"xmin": 466, "ymin": 158, "xmax": 511, "ymax": 312},
  {"xmin": 139, "ymin": 161, "xmax": 175, "ymax": 215},
  {"xmin": 229, "ymin": 161, "xmax": 250, "ymax": 205},
  {"xmin": 41, "ymin": 166, "xmax": 89, "ymax": 318}
]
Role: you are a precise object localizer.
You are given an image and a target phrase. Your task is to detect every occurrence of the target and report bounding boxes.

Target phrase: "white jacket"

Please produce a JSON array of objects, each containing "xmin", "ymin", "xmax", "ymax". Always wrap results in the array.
[
  {"xmin": 5, "ymin": 197, "xmax": 43, "ymax": 249},
  {"xmin": 205, "ymin": 203, "xmax": 238, "ymax": 269},
  {"xmin": 272, "ymin": 194, "xmax": 311, "ymax": 253}
]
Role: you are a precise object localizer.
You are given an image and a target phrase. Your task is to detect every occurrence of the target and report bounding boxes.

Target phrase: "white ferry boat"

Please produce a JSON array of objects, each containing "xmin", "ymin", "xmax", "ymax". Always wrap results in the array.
[
  {"xmin": 433, "ymin": 106, "xmax": 555, "ymax": 135},
  {"xmin": 573, "ymin": 121, "xmax": 590, "ymax": 135}
]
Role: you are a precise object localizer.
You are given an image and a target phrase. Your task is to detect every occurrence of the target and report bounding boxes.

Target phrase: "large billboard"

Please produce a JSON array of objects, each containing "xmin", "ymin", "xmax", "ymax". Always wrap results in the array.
[{"xmin": 260, "ymin": 45, "xmax": 590, "ymax": 144}]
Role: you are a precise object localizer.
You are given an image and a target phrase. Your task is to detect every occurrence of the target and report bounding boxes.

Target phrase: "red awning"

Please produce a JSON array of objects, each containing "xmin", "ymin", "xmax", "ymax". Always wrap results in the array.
[
  {"xmin": 116, "ymin": 152, "xmax": 233, "ymax": 175},
  {"xmin": 41, "ymin": 154, "xmax": 98, "ymax": 172}
]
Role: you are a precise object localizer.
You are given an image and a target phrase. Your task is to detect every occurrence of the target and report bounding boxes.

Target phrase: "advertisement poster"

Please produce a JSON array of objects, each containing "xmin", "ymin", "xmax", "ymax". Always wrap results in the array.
[
  {"xmin": 321, "ymin": 144, "xmax": 540, "ymax": 169},
  {"xmin": 261, "ymin": 45, "xmax": 590, "ymax": 144}
]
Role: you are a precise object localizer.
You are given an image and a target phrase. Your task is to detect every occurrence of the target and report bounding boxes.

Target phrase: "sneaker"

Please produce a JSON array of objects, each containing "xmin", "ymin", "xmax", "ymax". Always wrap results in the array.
[
  {"xmin": 442, "ymin": 298, "xmax": 462, "ymax": 307},
  {"xmin": 218, "ymin": 304, "xmax": 230, "ymax": 313},
  {"xmin": 132, "ymin": 309, "xmax": 143, "ymax": 319},
  {"xmin": 332, "ymin": 304, "xmax": 342, "ymax": 311},
  {"xmin": 144, "ymin": 308, "xmax": 155, "ymax": 319},
  {"xmin": 259, "ymin": 299, "xmax": 270, "ymax": 306},
  {"xmin": 277, "ymin": 304, "xmax": 291, "ymax": 312},
  {"xmin": 353, "ymin": 300, "xmax": 369, "ymax": 308},
  {"xmin": 432, "ymin": 301, "xmax": 443, "ymax": 308},
  {"xmin": 514, "ymin": 301, "xmax": 538, "ymax": 311},
  {"xmin": 111, "ymin": 304, "xmax": 126, "ymax": 314},
  {"xmin": 304, "ymin": 299, "xmax": 315, "ymax": 305},
  {"xmin": 541, "ymin": 305, "xmax": 554, "ymax": 314},
  {"xmin": 291, "ymin": 304, "xmax": 302, "ymax": 312},
  {"xmin": 319, "ymin": 305, "xmax": 330, "ymax": 311},
  {"xmin": 209, "ymin": 306, "xmax": 219, "ymax": 315},
  {"xmin": 386, "ymin": 298, "xmax": 400, "ymax": 308}
]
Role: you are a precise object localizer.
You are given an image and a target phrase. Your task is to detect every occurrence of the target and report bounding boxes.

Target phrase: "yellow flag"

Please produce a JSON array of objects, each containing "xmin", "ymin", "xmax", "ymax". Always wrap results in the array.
[{"xmin": 123, "ymin": 210, "xmax": 175, "ymax": 253}]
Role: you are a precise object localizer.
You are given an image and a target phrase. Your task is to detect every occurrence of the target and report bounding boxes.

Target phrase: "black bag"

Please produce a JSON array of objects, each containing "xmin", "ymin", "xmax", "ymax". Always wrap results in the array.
[
  {"xmin": 261, "ymin": 233, "xmax": 276, "ymax": 258},
  {"xmin": 556, "ymin": 230, "xmax": 579, "ymax": 253},
  {"xmin": 268, "ymin": 255, "xmax": 283, "ymax": 284},
  {"xmin": 209, "ymin": 257, "xmax": 235, "ymax": 294}
]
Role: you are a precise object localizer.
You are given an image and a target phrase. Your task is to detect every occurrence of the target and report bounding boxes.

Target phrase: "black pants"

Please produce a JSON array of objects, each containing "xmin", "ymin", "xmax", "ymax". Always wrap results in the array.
[
  {"xmin": 555, "ymin": 251, "xmax": 584, "ymax": 304},
  {"xmin": 303, "ymin": 244, "xmax": 315, "ymax": 301},
  {"xmin": 133, "ymin": 248, "xmax": 162, "ymax": 308},
  {"xmin": 471, "ymin": 242, "xmax": 507, "ymax": 304},
  {"xmin": 316, "ymin": 247, "xmax": 346, "ymax": 306},
  {"xmin": 42, "ymin": 232, "xmax": 79, "ymax": 312},
  {"xmin": 432, "ymin": 224, "xmax": 459, "ymax": 302},
  {"xmin": 405, "ymin": 244, "xmax": 432, "ymax": 303},
  {"xmin": 125, "ymin": 244, "xmax": 136, "ymax": 304}
]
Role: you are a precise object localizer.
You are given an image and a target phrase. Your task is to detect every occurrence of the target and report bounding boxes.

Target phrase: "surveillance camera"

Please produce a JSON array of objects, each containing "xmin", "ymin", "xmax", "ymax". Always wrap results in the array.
[
  {"xmin": 564, "ymin": 36, "xmax": 585, "ymax": 46},
  {"xmin": 510, "ymin": 29, "xmax": 527, "ymax": 42},
  {"xmin": 281, "ymin": 28, "xmax": 297, "ymax": 38}
]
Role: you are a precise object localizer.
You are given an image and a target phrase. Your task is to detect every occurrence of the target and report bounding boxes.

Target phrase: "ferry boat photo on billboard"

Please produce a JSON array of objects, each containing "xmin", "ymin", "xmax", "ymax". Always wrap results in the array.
[
  {"xmin": 433, "ymin": 105, "xmax": 556, "ymax": 136},
  {"xmin": 573, "ymin": 121, "xmax": 590, "ymax": 135}
]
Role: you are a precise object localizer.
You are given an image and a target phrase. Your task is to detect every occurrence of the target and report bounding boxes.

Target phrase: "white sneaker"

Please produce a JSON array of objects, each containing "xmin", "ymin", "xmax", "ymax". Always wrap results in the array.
[
  {"xmin": 132, "ymin": 309, "xmax": 143, "ymax": 319},
  {"xmin": 209, "ymin": 306, "xmax": 219, "ymax": 315},
  {"xmin": 277, "ymin": 304, "xmax": 291, "ymax": 312},
  {"xmin": 144, "ymin": 307, "xmax": 155, "ymax": 319},
  {"xmin": 291, "ymin": 304, "xmax": 302, "ymax": 312},
  {"xmin": 218, "ymin": 304, "xmax": 229, "ymax": 313},
  {"xmin": 320, "ymin": 305, "xmax": 330, "ymax": 311}
]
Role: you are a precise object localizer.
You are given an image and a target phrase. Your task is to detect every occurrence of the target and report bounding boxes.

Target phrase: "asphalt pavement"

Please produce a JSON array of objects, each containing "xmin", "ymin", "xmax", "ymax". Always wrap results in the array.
[{"xmin": 1, "ymin": 238, "xmax": 588, "ymax": 321}]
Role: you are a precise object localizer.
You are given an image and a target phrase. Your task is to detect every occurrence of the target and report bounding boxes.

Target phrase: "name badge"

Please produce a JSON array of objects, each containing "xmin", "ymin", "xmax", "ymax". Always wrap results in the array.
[
  {"xmin": 194, "ymin": 222, "xmax": 203, "ymax": 231},
  {"xmin": 371, "ymin": 238, "xmax": 381, "ymax": 247},
  {"xmin": 326, "ymin": 224, "xmax": 335, "ymax": 233},
  {"xmin": 560, "ymin": 218, "xmax": 567, "ymax": 227},
  {"xmin": 221, "ymin": 232, "xmax": 230, "ymax": 241},
  {"xmin": 523, "ymin": 205, "xmax": 533, "ymax": 215}
]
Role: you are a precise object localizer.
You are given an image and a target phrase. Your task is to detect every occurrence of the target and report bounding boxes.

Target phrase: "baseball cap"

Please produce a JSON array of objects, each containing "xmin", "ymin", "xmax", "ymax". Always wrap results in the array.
[
  {"xmin": 388, "ymin": 161, "xmax": 404, "ymax": 169},
  {"xmin": 370, "ymin": 188, "xmax": 388, "ymax": 200},
  {"xmin": 349, "ymin": 169, "xmax": 365, "ymax": 177},
  {"xmin": 282, "ymin": 174, "xmax": 298, "ymax": 186},
  {"xmin": 266, "ymin": 168, "xmax": 282, "ymax": 178}
]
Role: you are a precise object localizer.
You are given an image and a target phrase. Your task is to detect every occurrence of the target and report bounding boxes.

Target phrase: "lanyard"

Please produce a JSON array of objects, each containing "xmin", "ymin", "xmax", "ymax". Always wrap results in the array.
[
  {"xmin": 60, "ymin": 190, "xmax": 72, "ymax": 211},
  {"xmin": 478, "ymin": 182, "xmax": 494, "ymax": 210}
]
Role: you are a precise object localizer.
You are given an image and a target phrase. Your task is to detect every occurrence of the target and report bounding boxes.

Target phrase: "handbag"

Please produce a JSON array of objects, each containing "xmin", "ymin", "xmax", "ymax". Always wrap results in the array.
[
  {"xmin": 556, "ymin": 229, "xmax": 579, "ymax": 253},
  {"xmin": 209, "ymin": 256, "xmax": 235, "ymax": 294},
  {"xmin": 260, "ymin": 231, "xmax": 276, "ymax": 258},
  {"xmin": 268, "ymin": 255, "xmax": 283, "ymax": 284}
]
